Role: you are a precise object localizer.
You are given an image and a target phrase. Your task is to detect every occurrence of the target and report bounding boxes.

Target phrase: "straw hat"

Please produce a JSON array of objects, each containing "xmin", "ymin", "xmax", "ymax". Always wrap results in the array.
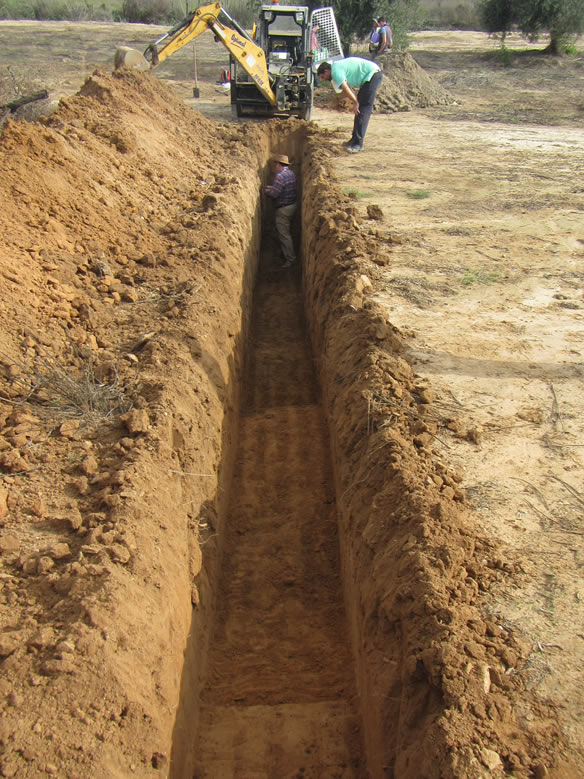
[{"xmin": 271, "ymin": 153, "xmax": 290, "ymax": 165}]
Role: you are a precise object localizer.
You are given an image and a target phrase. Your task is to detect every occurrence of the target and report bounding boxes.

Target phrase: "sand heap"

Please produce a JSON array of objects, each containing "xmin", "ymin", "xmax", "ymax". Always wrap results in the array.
[{"xmin": 375, "ymin": 50, "xmax": 455, "ymax": 112}]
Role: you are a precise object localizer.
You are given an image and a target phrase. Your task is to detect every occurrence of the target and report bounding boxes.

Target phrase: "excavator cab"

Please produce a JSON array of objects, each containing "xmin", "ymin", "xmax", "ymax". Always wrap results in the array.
[{"xmin": 231, "ymin": 3, "xmax": 312, "ymax": 119}]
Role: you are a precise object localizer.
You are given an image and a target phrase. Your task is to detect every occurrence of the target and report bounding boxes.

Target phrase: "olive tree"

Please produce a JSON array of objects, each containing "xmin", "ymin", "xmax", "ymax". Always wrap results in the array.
[
  {"xmin": 329, "ymin": 0, "xmax": 377, "ymax": 54},
  {"xmin": 480, "ymin": 0, "xmax": 584, "ymax": 53},
  {"xmin": 328, "ymin": 0, "xmax": 421, "ymax": 54}
]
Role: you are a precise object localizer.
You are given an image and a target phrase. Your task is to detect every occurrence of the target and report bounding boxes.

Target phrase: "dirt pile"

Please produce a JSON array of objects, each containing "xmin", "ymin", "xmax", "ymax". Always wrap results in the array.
[
  {"xmin": 375, "ymin": 50, "xmax": 455, "ymax": 112},
  {"xmin": 299, "ymin": 140, "xmax": 574, "ymax": 778},
  {"xmin": 0, "ymin": 67, "xmax": 268, "ymax": 777}
]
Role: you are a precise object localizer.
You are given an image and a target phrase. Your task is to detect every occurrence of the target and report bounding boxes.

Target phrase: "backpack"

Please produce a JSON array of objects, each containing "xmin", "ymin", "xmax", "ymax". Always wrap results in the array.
[{"xmin": 368, "ymin": 28, "xmax": 380, "ymax": 53}]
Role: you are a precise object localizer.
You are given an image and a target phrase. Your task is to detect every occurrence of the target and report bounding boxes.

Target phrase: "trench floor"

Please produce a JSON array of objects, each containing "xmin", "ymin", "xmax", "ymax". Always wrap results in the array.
[{"xmin": 194, "ymin": 238, "xmax": 364, "ymax": 778}]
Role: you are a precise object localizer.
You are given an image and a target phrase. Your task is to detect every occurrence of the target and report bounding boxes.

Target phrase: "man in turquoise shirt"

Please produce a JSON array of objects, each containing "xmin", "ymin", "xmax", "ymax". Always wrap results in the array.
[{"xmin": 317, "ymin": 57, "xmax": 383, "ymax": 153}]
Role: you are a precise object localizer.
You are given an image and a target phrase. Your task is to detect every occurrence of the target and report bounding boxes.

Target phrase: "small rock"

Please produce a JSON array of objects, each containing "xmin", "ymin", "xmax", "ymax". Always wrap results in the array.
[
  {"xmin": 53, "ymin": 574, "xmax": 74, "ymax": 595},
  {"xmin": 7, "ymin": 691, "xmax": 23, "ymax": 708},
  {"xmin": 480, "ymin": 748, "xmax": 502, "ymax": 771},
  {"xmin": 467, "ymin": 426, "xmax": 483, "ymax": 444},
  {"xmin": 120, "ymin": 409, "xmax": 149, "ymax": 434},
  {"xmin": 22, "ymin": 556, "xmax": 39, "ymax": 575},
  {"xmin": 419, "ymin": 388, "xmax": 435, "ymax": 404},
  {"xmin": 28, "ymin": 627, "xmax": 56, "ymax": 649},
  {"xmin": 366, "ymin": 204, "xmax": 384, "ymax": 220},
  {"xmin": 479, "ymin": 663, "xmax": 491, "ymax": 694},
  {"xmin": 81, "ymin": 455, "xmax": 99, "ymax": 476},
  {"xmin": 59, "ymin": 420, "xmax": 80, "ymax": 439},
  {"xmin": 151, "ymin": 752, "xmax": 168, "ymax": 770},
  {"xmin": 40, "ymin": 656, "xmax": 75, "ymax": 675},
  {"xmin": 108, "ymin": 544, "xmax": 131, "ymax": 564},
  {"xmin": 138, "ymin": 253, "xmax": 157, "ymax": 268},
  {"xmin": 29, "ymin": 498, "xmax": 47, "ymax": 518},
  {"xmin": 0, "ymin": 631, "xmax": 23, "ymax": 657},
  {"xmin": 36, "ymin": 556, "xmax": 55, "ymax": 575},
  {"xmin": 74, "ymin": 475, "xmax": 89, "ymax": 495},
  {"xmin": 0, "ymin": 532, "xmax": 19, "ymax": 554},
  {"xmin": 48, "ymin": 542, "xmax": 71, "ymax": 560},
  {"xmin": 355, "ymin": 274, "xmax": 372, "ymax": 295}
]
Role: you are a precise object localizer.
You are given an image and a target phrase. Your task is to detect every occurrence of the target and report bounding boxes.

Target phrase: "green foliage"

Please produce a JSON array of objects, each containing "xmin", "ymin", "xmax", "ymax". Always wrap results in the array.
[
  {"xmin": 343, "ymin": 187, "xmax": 375, "ymax": 199},
  {"xmin": 494, "ymin": 41, "xmax": 515, "ymax": 63},
  {"xmin": 0, "ymin": 0, "xmax": 130, "ymax": 19},
  {"xmin": 461, "ymin": 268, "xmax": 501, "ymax": 285},
  {"xmin": 407, "ymin": 189, "xmax": 430, "ymax": 199},
  {"xmin": 419, "ymin": 0, "xmax": 482, "ymax": 29},
  {"xmin": 480, "ymin": 0, "xmax": 515, "ymax": 36},
  {"xmin": 330, "ymin": 0, "xmax": 422, "ymax": 53},
  {"xmin": 0, "ymin": 0, "xmax": 34, "ymax": 18},
  {"xmin": 383, "ymin": 0, "xmax": 424, "ymax": 50},
  {"xmin": 480, "ymin": 0, "xmax": 584, "ymax": 54},
  {"xmin": 0, "ymin": 0, "xmax": 116, "ymax": 19},
  {"xmin": 0, "ymin": 0, "xmax": 184, "ymax": 21},
  {"xmin": 221, "ymin": 0, "xmax": 256, "ymax": 28},
  {"xmin": 331, "ymin": 0, "xmax": 377, "ymax": 54},
  {"xmin": 120, "ymin": 0, "xmax": 182, "ymax": 23}
]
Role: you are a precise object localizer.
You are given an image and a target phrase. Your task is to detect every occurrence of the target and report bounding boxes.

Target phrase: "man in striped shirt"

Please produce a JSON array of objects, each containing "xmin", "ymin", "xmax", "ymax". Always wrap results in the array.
[{"xmin": 264, "ymin": 153, "xmax": 297, "ymax": 268}]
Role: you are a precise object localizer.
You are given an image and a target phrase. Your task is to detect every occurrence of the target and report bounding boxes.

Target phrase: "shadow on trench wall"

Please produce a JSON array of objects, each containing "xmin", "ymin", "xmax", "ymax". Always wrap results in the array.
[{"xmin": 167, "ymin": 179, "xmax": 263, "ymax": 778}]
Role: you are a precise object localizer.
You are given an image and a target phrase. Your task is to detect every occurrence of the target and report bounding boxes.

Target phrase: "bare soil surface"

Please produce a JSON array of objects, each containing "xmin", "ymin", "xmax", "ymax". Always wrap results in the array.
[
  {"xmin": 315, "ymin": 31, "xmax": 584, "ymax": 774},
  {"xmin": 0, "ymin": 21, "xmax": 583, "ymax": 779}
]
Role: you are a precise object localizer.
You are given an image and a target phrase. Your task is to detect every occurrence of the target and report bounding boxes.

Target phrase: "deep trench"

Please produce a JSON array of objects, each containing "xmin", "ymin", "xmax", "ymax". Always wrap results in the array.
[{"xmin": 185, "ymin": 206, "xmax": 365, "ymax": 776}]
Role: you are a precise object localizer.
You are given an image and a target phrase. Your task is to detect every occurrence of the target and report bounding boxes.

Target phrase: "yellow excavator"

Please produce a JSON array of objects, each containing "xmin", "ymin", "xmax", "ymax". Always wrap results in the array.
[{"xmin": 116, "ymin": 2, "xmax": 343, "ymax": 120}]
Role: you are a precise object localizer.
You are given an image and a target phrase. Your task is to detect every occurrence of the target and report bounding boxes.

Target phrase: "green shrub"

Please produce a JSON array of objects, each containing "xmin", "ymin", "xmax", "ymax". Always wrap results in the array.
[
  {"xmin": 120, "ymin": 0, "xmax": 182, "ymax": 24},
  {"xmin": 419, "ymin": 0, "xmax": 482, "ymax": 29},
  {"xmin": 2, "ymin": 0, "xmax": 116, "ymax": 20}
]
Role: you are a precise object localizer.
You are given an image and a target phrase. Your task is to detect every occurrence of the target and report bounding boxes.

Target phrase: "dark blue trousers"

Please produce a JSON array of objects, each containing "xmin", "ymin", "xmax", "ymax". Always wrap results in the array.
[{"xmin": 350, "ymin": 70, "xmax": 383, "ymax": 148}]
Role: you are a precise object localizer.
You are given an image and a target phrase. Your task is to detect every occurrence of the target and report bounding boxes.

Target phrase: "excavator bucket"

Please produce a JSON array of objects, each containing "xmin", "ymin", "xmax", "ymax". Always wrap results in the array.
[{"xmin": 114, "ymin": 47, "xmax": 150, "ymax": 71}]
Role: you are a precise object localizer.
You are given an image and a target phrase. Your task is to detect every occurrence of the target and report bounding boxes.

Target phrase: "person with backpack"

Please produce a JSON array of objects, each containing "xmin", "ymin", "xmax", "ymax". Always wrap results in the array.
[
  {"xmin": 368, "ymin": 18, "xmax": 380, "ymax": 55},
  {"xmin": 371, "ymin": 16, "xmax": 392, "ymax": 59}
]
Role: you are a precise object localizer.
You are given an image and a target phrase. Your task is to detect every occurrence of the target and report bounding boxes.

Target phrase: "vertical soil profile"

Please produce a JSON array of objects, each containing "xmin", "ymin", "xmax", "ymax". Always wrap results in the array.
[{"xmin": 191, "ymin": 233, "xmax": 364, "ymax": 777}]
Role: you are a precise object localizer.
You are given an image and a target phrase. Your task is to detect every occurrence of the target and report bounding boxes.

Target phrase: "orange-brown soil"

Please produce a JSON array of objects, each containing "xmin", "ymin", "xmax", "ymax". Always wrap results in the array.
[{"xmin": 0, "ymin": 23, "xmax": 583, "ymax": 779}]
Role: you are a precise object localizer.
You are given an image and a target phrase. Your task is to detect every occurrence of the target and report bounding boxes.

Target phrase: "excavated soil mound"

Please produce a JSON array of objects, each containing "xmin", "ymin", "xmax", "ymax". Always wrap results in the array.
[
  {"xmin": 375, "ymin": 50, "xmax": 455, "ymax": 112},
  {"xmin": 314, "ymin": 51, "xmax": 454, "ymax": 114}
]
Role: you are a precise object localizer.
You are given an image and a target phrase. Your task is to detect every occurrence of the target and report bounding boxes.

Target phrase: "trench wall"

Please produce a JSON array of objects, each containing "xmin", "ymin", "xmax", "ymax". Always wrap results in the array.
[
  {"xmin": 111, "ymin": 128, "xmax": 499, "ymax": 777},
  {"xmin": 300, "ymin": 135, "xmax": 509, "ymax": 778}
]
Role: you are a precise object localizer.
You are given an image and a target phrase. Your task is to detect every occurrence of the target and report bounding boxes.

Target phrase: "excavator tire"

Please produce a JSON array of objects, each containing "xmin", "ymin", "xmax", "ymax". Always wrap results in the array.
[{"xmin": 114, "ymin": 47, "xmax": 150, "ymax": 72}]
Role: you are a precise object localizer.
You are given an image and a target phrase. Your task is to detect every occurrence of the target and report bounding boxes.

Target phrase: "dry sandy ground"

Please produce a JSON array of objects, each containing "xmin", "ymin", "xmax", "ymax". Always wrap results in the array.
[
  {"xmin": 0, "ymin": 20, "xmax": 583, "ymax": 778},
  {"xmin": 317, "ymin": 31, "xmax": 584, "ymax": 769}
]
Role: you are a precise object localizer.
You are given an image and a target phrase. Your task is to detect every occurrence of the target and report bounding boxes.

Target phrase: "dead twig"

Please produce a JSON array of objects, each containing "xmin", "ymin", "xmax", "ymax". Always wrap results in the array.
[
  {"xmin": 548, "ymin": 383, "xmax": 564, "ymax": 432},
  {"xmin": 524, "ymin": 500, "xmax": 554, "ymax": 527},
  {"xmin": 1, "ymin": 346, "xmax": 131, "ymax": 422},
  {"xmin": 486, "ymin": 423, "xmax": 537, "ymax": 432},
  {"xmin": 548, "ymin": 475, "xmax": 584, "ymax": 509},
  {"xmin": 510, "ymin": 477, "xmax": 550, "ymax": 511}
]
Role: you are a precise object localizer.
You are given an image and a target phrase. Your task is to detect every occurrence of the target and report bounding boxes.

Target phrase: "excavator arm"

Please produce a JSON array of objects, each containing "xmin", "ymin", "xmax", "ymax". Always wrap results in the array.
[{"xmin": 144, "ymin": 2, "xmax": 276, "ymax": 106}]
